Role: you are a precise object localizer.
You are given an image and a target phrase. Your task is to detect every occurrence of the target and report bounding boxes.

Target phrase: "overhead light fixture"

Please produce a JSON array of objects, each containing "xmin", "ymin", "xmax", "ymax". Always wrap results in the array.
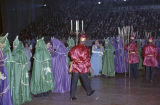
[
  {"xmin": 43, "ymin": 4, "xmax": 46, "ymax": 7},
  {"xmin": 98, "ymin": 2, "xmax": 101, "ymax": 5}
]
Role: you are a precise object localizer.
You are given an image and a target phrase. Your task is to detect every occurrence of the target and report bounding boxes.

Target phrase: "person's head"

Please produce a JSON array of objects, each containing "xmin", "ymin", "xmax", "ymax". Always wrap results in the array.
[
  {"xmin": 46, "ymin": 42, "xmax": 52, "ymax": 49},
  {"xmin": 130, "ymin": 35, "xmax": 135, "ymax": 41},
  {"xmin": 148, "ymin": 36, "xmax": 153, "ymax": 43},
  {"xmin": 80, "ymin": 34, "xmax": 87, "ymax": 45},
  {"xmin": 95, "ymin": 40, "xmax": 99, "ymax": 46},
  {"xmin": 25, "ymin": 43, "xmax": 29, "ymax": 48}
]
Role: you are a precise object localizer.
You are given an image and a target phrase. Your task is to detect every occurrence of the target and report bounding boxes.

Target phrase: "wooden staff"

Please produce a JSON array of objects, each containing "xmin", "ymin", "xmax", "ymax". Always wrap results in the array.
[
  {"xmin": 126, "ymin": 26, "xmax": 129, "ymax": 78},
  {"xmin": 124, "ymin": 25, "xmax": 127, "ymax": 86},
  {"xmin": 123, "ymin": 26, "xmax": 127, "ymax": 77},
  {"xmin": 118, "ymin": 27, "xmax": 121, "ymax": 35},
  {"xmin": 128, "ymin": 26, "xmax": 131, "ymax": 78}
]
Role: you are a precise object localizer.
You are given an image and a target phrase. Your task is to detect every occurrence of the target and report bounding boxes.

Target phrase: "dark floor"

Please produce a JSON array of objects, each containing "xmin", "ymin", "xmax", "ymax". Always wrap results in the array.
[{"xmin": 23, "ymin": 71, "xmax": 160, "ymax": 105}]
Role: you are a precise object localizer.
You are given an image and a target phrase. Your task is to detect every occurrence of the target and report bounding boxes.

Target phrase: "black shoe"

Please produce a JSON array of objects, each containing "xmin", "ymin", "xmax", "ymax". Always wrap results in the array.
[
  {"xmin": 35, "ymin": 93, "xmax": 43, "ymax": 97},
  {"xmin": 146, "ymin": 80, "xmax": 150, "ymax": 84},
  {"xmin": 43, "ymin": 92, "xmax": 49, "ymax": 96},
  {"xmin": 87, "ymin": 90, "xmax": 95, "ymax": 96},
  {"xmin": 70, "ymin": 97, "xmax": 77, "ymax": 101}
]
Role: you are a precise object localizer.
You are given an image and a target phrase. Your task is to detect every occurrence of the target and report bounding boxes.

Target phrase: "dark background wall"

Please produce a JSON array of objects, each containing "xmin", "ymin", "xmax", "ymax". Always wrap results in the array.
[
  {"xmin": 0, "ymin": 0, "xmax": 48, "ymax": 40},
  {"xmin": 0, "ymin": 5, "xmax": 3, "ymax": 34}
]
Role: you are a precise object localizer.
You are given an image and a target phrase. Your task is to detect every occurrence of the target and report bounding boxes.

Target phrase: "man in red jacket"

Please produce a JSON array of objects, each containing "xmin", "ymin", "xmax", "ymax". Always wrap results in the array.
[
  {"xmin": 69, "ymin": 34, "xmax": 95, "ymax": 100},
  {"xmin": 125, "ymin": 36, "xmax": 139, "ymax": 79},
  {"xmin": 143, "ymin": 36, "xmax": 158, "ymax": 82}
]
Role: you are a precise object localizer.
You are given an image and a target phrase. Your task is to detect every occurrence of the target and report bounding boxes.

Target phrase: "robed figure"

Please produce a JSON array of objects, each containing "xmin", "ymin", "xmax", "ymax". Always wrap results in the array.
[
  {"xmin": 91, "ymin": 40, "xmax": 103, "ymax": 76},
  {"xmin": 31, "ymin": 38, "xmax": 55, "ymax": 95},
  {"xmin": 67, "ymin": 37, "xmax": 75, "ymax": 66},
  {"xmin": 0, "ymin": 46, "xmax": 13, "ymax": 105},
  {"xmin": 12, "ymin": 36, "xmax": 31, "ymax": 105},
  {"xmin": 24, "ymin": 43, "xmax": 32, "ymax": 71},
  {"xmin": 0, "ymin": 34, "xmax": 14, "ymax": 94},
  {"xmin": 51, "ymin": 37, "xmax": 70, "ymax": 93},
  {"xmin": 115, "ymin": 36, "xmax": 126, "ymax": 73},
  {"xmin": 110, "ymin": 37, "xmax": 118, "ymax": 73},
  {"xmin": 102, "ymin": 38, "xmax": 115, "ymax": 77}
]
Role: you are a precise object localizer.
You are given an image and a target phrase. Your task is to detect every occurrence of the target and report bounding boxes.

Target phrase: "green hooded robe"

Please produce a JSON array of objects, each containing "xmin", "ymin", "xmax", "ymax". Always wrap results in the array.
[
  {"xmin": 12, "ymin": 36, "xmax": 31, "ymax": 105},
  {"xmin": 30, "ymin": 38, "xmax": 55, "ymax": 95},
  {"xmin": 67, "ymin": 37, "xmax": 75, "ymax": 66},
  {"xmin": 102, "ymin": 38, "xmax": 115, "ymax": 77}
]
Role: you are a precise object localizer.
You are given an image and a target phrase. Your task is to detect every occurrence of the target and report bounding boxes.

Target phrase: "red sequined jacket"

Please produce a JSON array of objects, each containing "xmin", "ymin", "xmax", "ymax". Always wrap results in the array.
[
  {"xmin": 69, "ymin": 44, "xmax": 91, "ymax": 73},
  {"xmin": 143, "ymin": 43, "xmax": 158, "ymax": 67},
  {"xmin": 125, "ymin": 41, "xmax": 139, "ymax": 64}
]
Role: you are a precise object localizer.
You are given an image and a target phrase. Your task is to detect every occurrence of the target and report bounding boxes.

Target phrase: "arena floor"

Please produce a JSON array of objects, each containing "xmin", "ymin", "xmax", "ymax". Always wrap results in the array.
[{"xmin": 23, "ymin": 71, "xmax": 160, "ymax": 105}]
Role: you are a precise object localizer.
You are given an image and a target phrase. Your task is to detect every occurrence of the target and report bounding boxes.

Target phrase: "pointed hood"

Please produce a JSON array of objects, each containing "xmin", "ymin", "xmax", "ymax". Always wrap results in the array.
[
  {"xmin": 35, "ymin": 37, "xmax": 46, "ymax": 49},
  {"xmin": 0, "ymin": 33, "xmax": 11, "ymax": 51},
  {"xmin": 104, "ymin": 38, "xmax": 110, "ymax": 47},
  {"xmin": 104, "ymin": 38, "xmax": 114, "ymax": 51},
  {"xmin": 12, "ymin": 41, "xmax": 25, "ymax": 54},
  {"xmin": 0, "ymin": 33, "xmax": 13, "ymax": 61},
  {"xmin": 13, "ymin": 36, "xmax": 20, "ymax": 48},
  {"xmin": 34, "ymin": 37, "xmax": 51, "ymax": 62},
  {"xmin": 0, "ymin": 33, "xmax": 8, "ymax": 44},
  {"xmin": 51, "ymin": 37, "xmax": 68, "ymax": 53},
  {"xmin": 67, "ymin": 37, "xmax": 75, "ymax": 50}
]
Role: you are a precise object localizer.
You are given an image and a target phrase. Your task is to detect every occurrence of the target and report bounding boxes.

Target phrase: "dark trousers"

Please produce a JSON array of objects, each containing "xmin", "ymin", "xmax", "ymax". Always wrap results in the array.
[
  {"xmin": 145, "ymin": 66, "xmax": 156, "ymax": 82},
  {"xmin": 71, "ymin": 72, "xmax": 92, "ymax": 98},
  {"xmin": 129, "ymin": 63, "xmax": 138, "ymax": 79}
]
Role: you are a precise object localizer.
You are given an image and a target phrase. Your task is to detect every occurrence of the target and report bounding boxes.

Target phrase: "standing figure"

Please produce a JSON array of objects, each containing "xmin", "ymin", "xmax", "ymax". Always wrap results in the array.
[
  {"xmin": 102, "ymin": 38, "xmax": 115, "ymax": 77},
  {"xmin": 31, "ymin": 38, "xmax": 55, "ymax": 95},
  {"xmin": 46, "ymin": 41, "xmax": 54, "ymax": 56},
  {"xmin": 116, "ymin": 36, "xmax": 126, "ymax": 73},
  {"xmin": 67, "ymin": 37, "xmax": 75, "ymax": 66},
  {"xmin": 143, "ymin": 36, "xmax": 158, "ymax": 82},
  {"xmin": 51, "ymin": 37, "xmax": 71, "ymax": 93},
  {"xmin": 69, "ymin": 34, "xmax": 95, "ymax": 100},
  {"xmin": 125, "ymin": 36, "xmax": 139, "ymax": 79},
  {"xmin": 110, "ymin": 37, "xmax": 118, "ymax": 73},
  {"xmin": 0, "ymin": 34, "xmax": 14, "ymax": 95},
  {"xmin": 24, "ymin": 43, "xmax": 32, "ymax": 71},
  {"xmin": 99, "ymin": 42, "xmax": 104, "ymax": 73},
  {"xmin": 12, "ymin": 36, "xmax": 31, "ymax": 105},
  {"xmin": 67, "ymin": 37, "xmax": 81, "ymax": 86},
  {"xmin": 91, "ymin": 40, "xmax": 103, "ymax": 76},
  {"xmin": 0, "ymin": 43, "xmax": 13, "ymax": 105}
]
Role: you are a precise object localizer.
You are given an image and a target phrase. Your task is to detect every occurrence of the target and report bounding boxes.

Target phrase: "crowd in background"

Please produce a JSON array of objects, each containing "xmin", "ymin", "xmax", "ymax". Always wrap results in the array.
[{"xmin": 18, "ymin": 7, "xmax": 160, "ymax": 42}]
